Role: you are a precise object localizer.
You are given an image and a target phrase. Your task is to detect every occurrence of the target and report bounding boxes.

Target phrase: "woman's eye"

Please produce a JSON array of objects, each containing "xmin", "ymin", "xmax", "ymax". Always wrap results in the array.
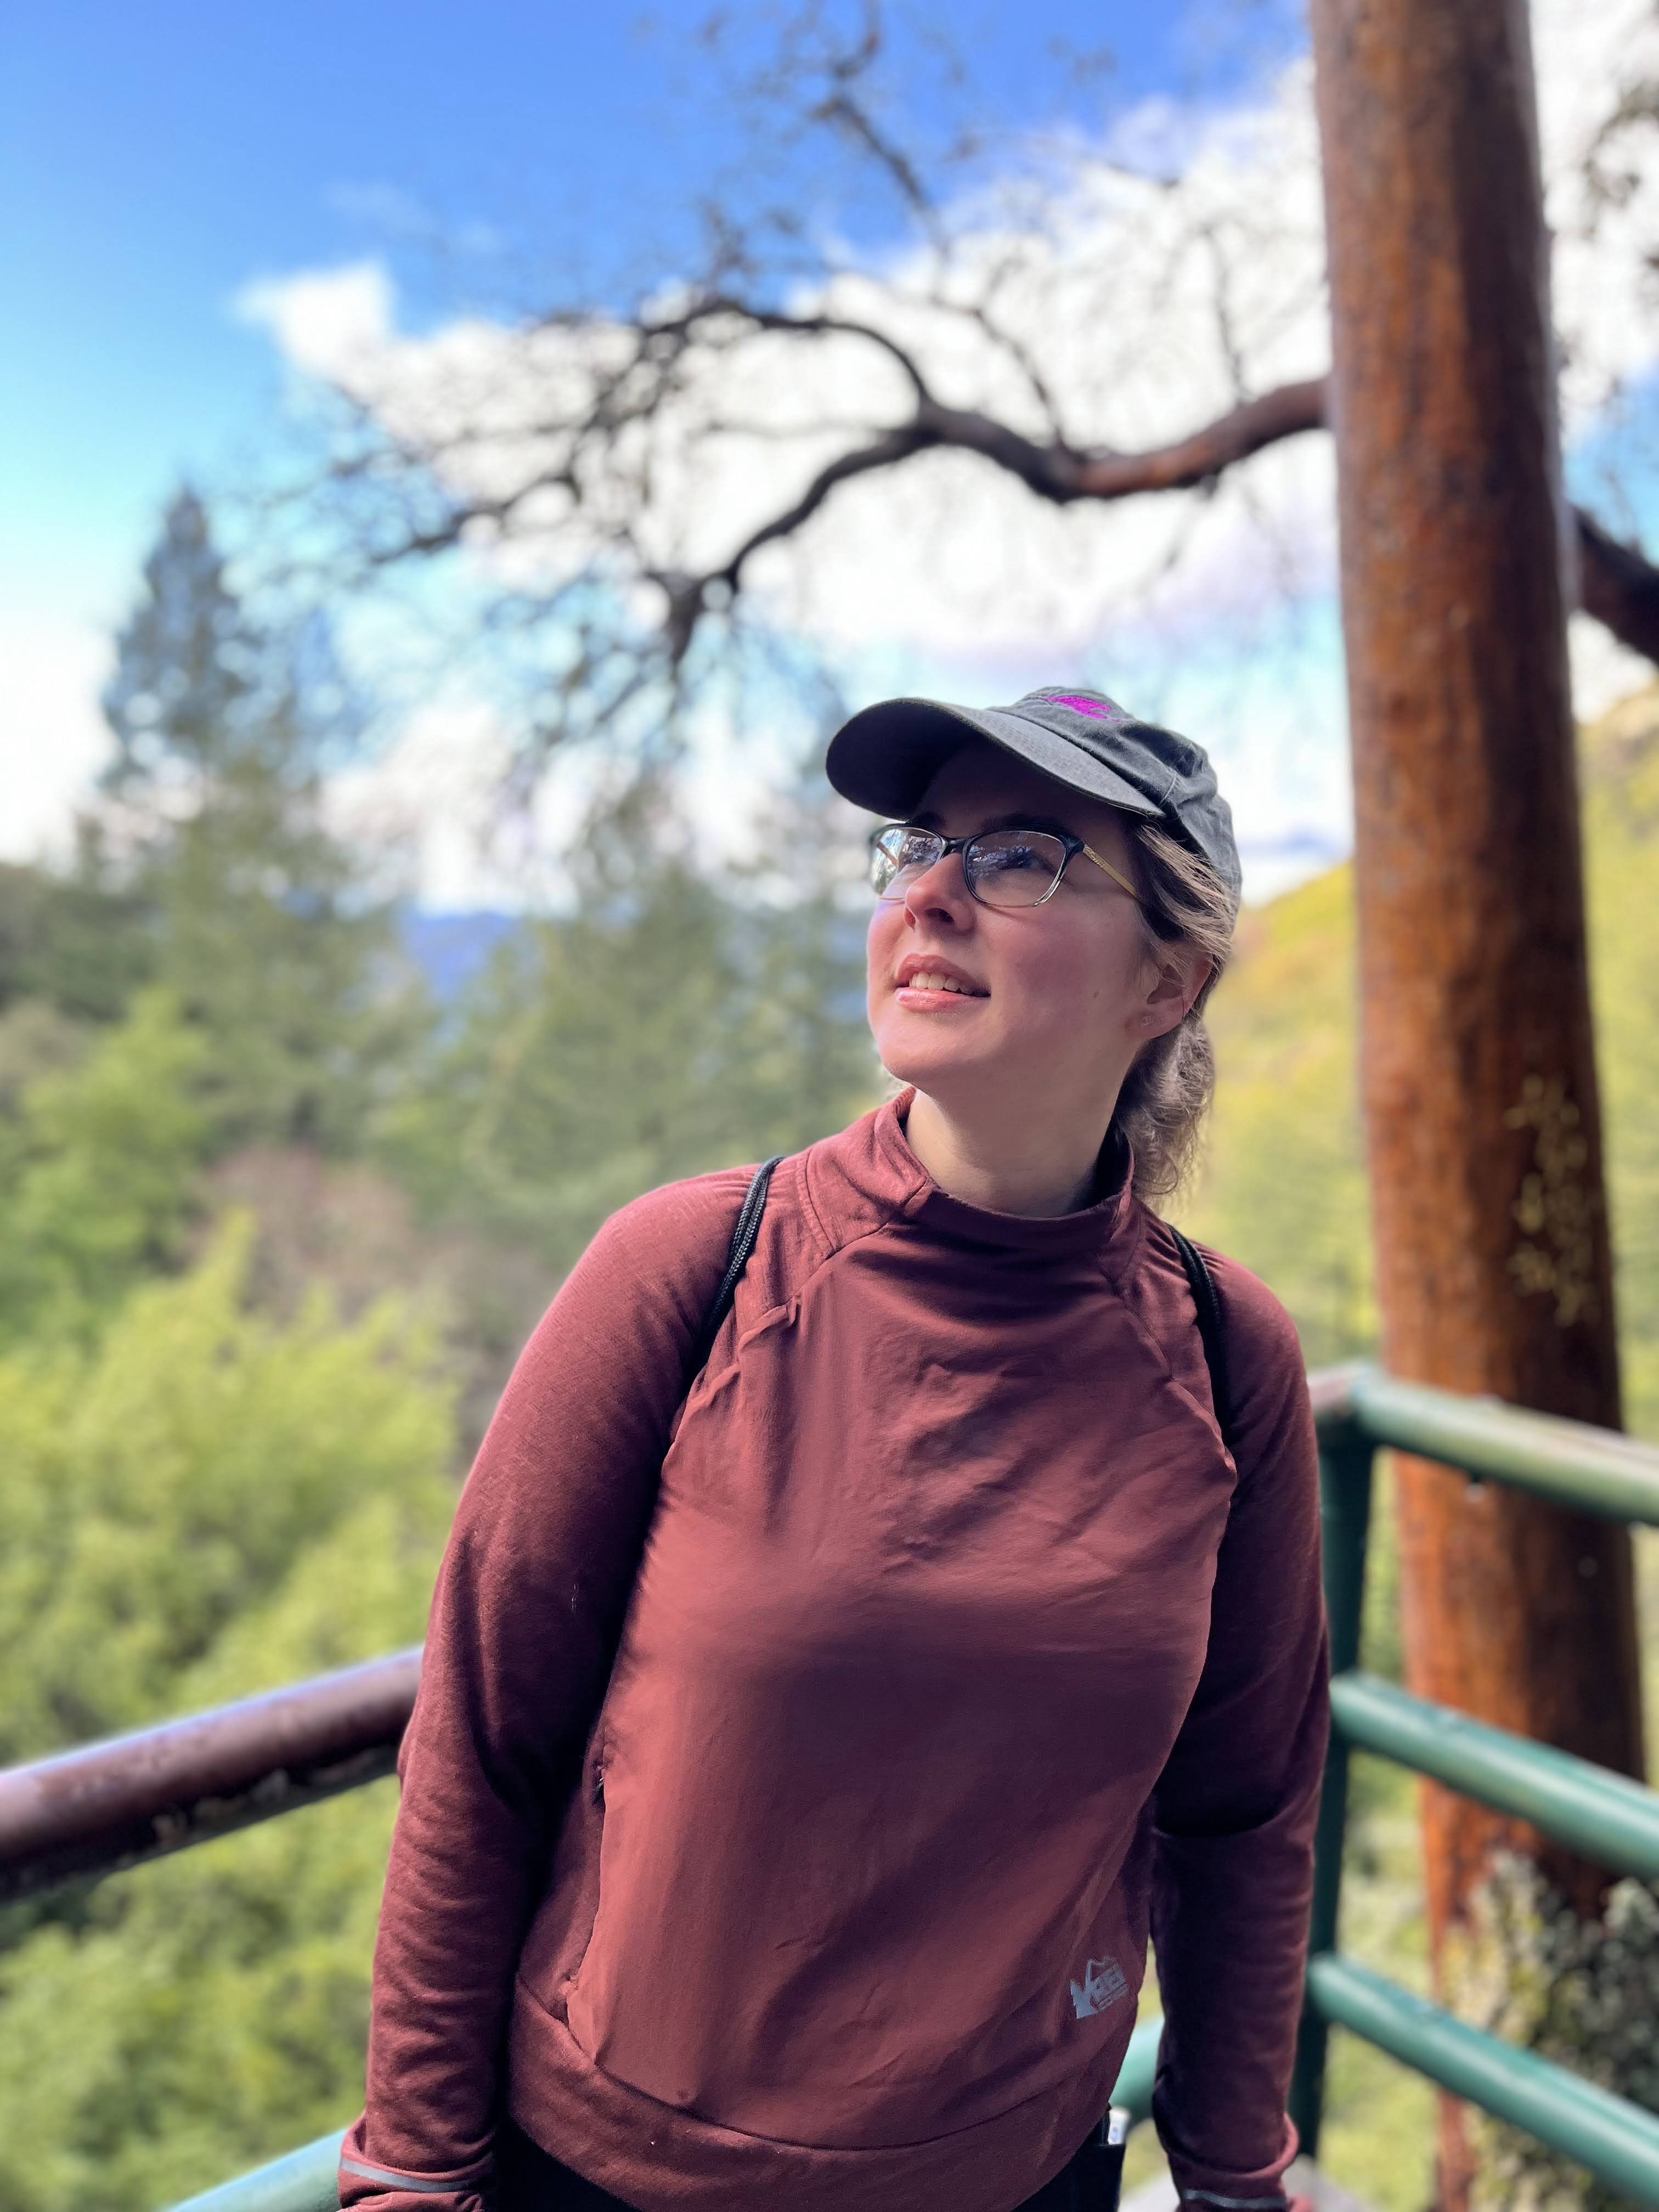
[{"xmin": 895, "ymin": 833, "xmax": 939, "ymax": 867}]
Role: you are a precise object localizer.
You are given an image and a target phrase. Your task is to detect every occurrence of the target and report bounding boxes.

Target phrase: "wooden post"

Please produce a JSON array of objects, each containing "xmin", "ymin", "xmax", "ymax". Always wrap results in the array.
[{"xmin": 1308, "ymin": 0, "xmax": 1645, "ymax": 2201}]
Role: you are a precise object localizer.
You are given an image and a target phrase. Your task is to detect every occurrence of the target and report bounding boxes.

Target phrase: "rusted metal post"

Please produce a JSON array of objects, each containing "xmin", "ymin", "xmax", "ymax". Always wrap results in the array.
[
  {"xmin": 1308, "ymin": 1, "xmax": 1645, "ymax": 2201},
  {"xmin": 0, "ymin": 1649, "xmax": 422, "ymax": 1903}
]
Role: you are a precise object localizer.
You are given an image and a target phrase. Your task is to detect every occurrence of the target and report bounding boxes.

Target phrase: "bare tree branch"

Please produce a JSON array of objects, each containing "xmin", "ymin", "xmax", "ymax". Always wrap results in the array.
[
  {"xmin": 1576, "ymin": 505, "xmax": 1659, "ymax": 663},
  {"xmin": 646, "ymin": 373, "xmax": 1336, "ymax": 657},
  {"xmin": 685, "ymin": 297, "xmax": 937, "ymax": 403},
  {"xmin": 290, "ymin": 336, "xmax": 1659, "ymax": 690},
  {"xmin": 264, "ymin": 0, "xmax": 1659, "ymax": 792},
  {"xmin": 678, "ymin": 364, "xmax": 1659, "ymax": 669},
  {"xmin": 1069, "ymin": 377, "xmax": 1329, "ymax": 497}
]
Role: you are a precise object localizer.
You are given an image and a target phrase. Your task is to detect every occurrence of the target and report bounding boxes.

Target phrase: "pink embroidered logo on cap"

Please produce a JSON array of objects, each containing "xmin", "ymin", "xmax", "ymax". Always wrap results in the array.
[{"xmin": 1045, "ymin": 693, "xmax": 1118, "ymax": 719}]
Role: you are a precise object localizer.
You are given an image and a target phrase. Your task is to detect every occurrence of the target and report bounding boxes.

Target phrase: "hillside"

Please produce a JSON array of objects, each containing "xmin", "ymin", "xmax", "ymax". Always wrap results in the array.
[{"xmin": 1182, "ymin": 686, "xmax": 1659, "ymax": 1441}]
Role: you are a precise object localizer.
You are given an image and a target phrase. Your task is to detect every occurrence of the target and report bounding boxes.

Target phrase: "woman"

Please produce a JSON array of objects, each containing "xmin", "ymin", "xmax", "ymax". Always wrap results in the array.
[{"xmin": 340, "ymin": 686, "xmax": 1329, "ymax": 2212}]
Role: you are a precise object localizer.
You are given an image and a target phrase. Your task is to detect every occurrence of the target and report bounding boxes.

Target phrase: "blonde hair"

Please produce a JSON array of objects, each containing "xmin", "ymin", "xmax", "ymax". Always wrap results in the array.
[{"xmin": 1110, "ymin": 820, "xmax": 1238, "ymax": 1204}]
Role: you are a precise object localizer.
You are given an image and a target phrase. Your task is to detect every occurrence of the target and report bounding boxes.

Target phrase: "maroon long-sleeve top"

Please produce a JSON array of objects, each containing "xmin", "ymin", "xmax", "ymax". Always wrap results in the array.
[{"xmin": 341, "ymin": 1093, "xmax": 1329, "ymax": 2212}]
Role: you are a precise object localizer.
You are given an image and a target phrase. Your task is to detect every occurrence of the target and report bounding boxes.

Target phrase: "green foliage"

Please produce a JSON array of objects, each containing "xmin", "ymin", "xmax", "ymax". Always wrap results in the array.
[
  {"xmin": 0, "ymin": 993, "xmax": 210, "ymax": 1351},
  {"xmin": 1450, "ymin": 1852, "xmax": 1659, "ymax": 2212},
  {"xmin": 0, "ymin": 1782, "xmax": 398, "ymax": 2212},
  {"xmin": 1178, "ymin": 862, "xmax": 1375, "ymax": 1369},
  {"xmin": 0, "ymin": 1001, "xmax": 95, "ymax": 1115},
  {"xmin": 0, "ymin": 1213, "xmax": 455, "ymax": 2212},
  {"xmin": 145, "ymin": 766, "xmax": 423, "ymax": 1155},
  {"xmin": 380, "ymin": 859, "xmax": 876, "ymax": 1272},
  {"xmin": 0, "ymin": 846, "xmax": 155, "ymax": 1025},
  {"xmin": 0, "ymin": 1477, "xmax": 451, "ymax": 2212},
  {"xmin": 0, "ymin": 1214, "xmax": 453, "ymax": 1764},
  {"xmin": 1582, "ymin": 695, "xmax": 1659, "ymax": 1439}
]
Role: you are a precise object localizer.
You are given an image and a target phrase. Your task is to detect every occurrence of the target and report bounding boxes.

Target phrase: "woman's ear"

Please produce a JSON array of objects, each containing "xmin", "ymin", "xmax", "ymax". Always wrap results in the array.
[{"xmin": 1141, "ymin": 947, "xmax": 1212, "ymax": 1036}]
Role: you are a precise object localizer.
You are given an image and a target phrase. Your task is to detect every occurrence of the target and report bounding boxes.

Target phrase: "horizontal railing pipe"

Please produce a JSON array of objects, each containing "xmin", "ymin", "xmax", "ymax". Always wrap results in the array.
[
  {"xmin": 1307, "ymin": 1954, "xmax": 1659, "ymax": 2202},
  {"xmin": 1331, "ymin": 1671, "xmax": 1659, "ymax": 1881},
  {"xmin": 1327, "ymin": 1368, "xmax": 1659, "ymax": 1526},
  {"xmin": 1306, "ymin": 1362, "xmax": 1374, "ymax": 1429},
  {"xmin": 0, "ymin": 1650, "xmax": 422, "ymax": 1904},
  {"xmin": 166, "ymin": 2132, "xmax": 346, "ymax": 2212}
]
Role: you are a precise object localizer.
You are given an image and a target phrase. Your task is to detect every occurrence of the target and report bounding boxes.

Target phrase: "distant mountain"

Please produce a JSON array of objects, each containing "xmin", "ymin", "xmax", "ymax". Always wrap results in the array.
[{"xmin": 400, "ymin": 910, "xmax": 521, "ymax": 1000}]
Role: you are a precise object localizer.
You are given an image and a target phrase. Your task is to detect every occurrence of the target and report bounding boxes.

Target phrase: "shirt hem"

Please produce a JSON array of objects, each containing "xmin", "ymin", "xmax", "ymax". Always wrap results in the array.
[{"xmin": 506, "ymin": 1983, "xmax": 1130, "ymax": 2212}]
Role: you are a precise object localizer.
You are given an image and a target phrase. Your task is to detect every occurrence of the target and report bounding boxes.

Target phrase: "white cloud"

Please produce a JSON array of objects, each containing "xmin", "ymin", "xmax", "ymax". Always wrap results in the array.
[
  {"xmin": 0, "ymin": 617, "xmax": 114, "ymax": 863},
  {"xmin": 1568, "ymin": 610, "xmax": 1659, "ymax": 725},
  {"xmin": 235, "ymin": 64, "xmax": 1331, "ymax": 670},
  {"xmin": 1537, "ymin": 0, "xmax": 1659, "ymax": 422},
  {"xmin": 236, "ymin": 261, "xmax": 397, "ymax": 381},
  {"xmin": 323, "ymin": 697, "xmax": 529, "ymax": 911}
]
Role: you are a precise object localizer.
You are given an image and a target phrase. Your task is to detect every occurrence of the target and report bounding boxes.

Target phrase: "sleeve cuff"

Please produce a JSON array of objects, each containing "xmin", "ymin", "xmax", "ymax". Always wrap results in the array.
[
  {"xmin": 1164, "ymin": 2109, "xmax": 1300, "ymax": 2208},
  {"xmin": 338, "ymin": 2115, "xmax": 490, "ymax": 2212}
]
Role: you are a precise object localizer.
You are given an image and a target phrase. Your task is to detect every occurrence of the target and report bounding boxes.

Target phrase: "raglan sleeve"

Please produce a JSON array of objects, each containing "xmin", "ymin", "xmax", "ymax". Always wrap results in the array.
[
  {"xmin": 1148, "ymin": 1260, "xmax": 1330, "ymax": 2212},
  {"xmin": 337, "ymin": 1171, "xmax": 749, "ymax": 2212}
]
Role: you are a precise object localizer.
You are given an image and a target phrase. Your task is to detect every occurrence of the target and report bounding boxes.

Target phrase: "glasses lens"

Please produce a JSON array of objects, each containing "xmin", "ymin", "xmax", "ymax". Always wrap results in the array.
[
  {"xmin": 870, "ymin": 825, "xmax": 945, "ymax": 899},
  {"xmin": 964, "ymin": 828, "xmax": 1068, "ymax": 906}
]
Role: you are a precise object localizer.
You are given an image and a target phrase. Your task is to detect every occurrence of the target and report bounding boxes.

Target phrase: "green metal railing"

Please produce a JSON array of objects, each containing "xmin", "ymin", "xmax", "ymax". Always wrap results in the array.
[
  {"xmin": 1285, "ymin": 1366, "xmax": 1659, "ymax": 2203},
  {"xmin": 7, "ymin": 1364, "xmax": 1659, "ymax": 2208}
]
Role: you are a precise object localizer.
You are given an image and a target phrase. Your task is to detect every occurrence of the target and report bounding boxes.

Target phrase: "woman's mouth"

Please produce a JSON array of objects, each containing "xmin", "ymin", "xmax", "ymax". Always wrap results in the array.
[
  {"xmin": 894, "ymin": 962, "xmax": 988, "ymax": 1005},
  {"xmin": 902, "ymin": 971, "xmax": 977, "ymax": 994}
]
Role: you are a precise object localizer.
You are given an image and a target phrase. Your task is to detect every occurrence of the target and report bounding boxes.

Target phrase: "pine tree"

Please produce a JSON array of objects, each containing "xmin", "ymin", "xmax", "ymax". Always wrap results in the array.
[
  {"xmin": 100, "ymin": 489, "xmax": 424, "ymax": 1152},
  {"xmin": 103, "ymin": 488, "xmax": 259, "ymax": 793}
]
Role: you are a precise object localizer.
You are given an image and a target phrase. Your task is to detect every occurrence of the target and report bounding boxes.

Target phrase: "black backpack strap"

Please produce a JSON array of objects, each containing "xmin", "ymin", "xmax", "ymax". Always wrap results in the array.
[
  {"xmin": 1169, "ymin": 1224, "xmax": 1233, "ymax": 1448},
  {"xmin": 689, "ymin": 1154, "xmax": 785, "ymax": 1378}
]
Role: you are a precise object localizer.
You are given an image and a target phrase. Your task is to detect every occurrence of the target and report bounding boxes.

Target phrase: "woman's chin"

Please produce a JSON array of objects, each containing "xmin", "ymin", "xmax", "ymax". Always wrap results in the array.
[{"xmin": 874, "ymin": 1025, "xmax": 998, "ymax": 1094}]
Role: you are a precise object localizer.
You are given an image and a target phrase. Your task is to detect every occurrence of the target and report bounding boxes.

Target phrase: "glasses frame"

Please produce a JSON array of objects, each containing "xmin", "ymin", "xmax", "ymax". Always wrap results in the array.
[{"xmin": 868, "ymin": 821, "xmax": 1143, "ymax": 910}]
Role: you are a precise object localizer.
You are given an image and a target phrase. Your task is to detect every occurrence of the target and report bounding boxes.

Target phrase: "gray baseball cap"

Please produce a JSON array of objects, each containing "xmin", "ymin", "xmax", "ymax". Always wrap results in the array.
[{"xmin": 825, "ymin": 685, "xmax": 1241, "ymax": 909}]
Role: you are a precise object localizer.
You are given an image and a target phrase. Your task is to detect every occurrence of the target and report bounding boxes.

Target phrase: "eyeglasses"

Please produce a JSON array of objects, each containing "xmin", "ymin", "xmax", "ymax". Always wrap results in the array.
[{"xmin": 868, "ymin": 821, "xmax": 1142, "ymax": 910}]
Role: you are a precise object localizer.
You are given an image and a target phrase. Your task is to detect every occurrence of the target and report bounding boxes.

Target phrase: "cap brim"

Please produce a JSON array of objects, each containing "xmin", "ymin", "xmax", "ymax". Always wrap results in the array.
[{"xmin": 825, "ymin": 697, "xmax": 1160, "ymax": 822}]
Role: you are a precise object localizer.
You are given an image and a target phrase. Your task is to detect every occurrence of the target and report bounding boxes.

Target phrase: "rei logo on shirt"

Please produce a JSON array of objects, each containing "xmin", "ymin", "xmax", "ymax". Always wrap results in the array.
[{"xmin": 1069, "ymin": 1955, "xmax": 1130, "ymax": 2019}]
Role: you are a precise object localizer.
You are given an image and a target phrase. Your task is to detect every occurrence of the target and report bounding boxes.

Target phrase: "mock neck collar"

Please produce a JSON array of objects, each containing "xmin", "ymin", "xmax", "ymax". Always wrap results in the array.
[{"xmin": 818, "ymin": 1088, "xmax": 1139, "ymax": 1261}]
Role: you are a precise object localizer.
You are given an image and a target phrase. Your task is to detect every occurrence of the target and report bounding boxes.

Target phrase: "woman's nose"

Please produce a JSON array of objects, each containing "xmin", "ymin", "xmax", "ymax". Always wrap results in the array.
[{"xmin": 902, "ymin": 850, "xmax": 972, "ymax": 925}]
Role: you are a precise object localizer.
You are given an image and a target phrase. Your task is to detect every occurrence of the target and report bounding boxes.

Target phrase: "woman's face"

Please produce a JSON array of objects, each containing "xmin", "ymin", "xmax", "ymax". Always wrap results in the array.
[{"xmin": 865, "ymin": 740, "xmax": 1196, "ymax": 1129}]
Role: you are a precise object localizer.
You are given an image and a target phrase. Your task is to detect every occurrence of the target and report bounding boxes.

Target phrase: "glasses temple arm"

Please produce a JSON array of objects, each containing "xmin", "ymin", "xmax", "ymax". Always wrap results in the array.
[{"xmin": 1080, "ymin": 843, "xmax": 1142, "ymax": 902}]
